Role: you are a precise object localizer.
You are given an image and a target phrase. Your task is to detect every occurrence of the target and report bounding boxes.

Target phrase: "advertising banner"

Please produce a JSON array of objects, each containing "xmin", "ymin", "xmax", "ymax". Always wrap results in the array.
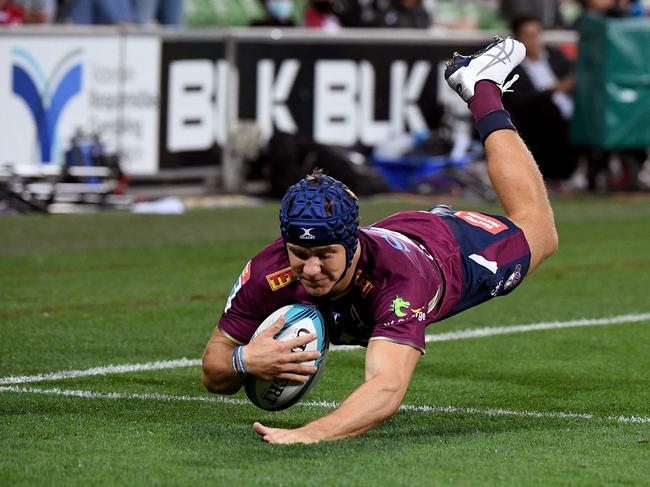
[
  {"xmin": 157, "ymin": 36, "xmax": 485, "ymax": 172},
  {"xmin": 158, "ymin": 38, "xmax": 227, "ymax": 169},
  {"xmin": 5, "ymin": 30, "xmax": 555, "ymax": 180},
  {"xmin": 0, "ymin": 34, "xmax": 160, "ymax": 175},
  {"xmin": 234, "ymin": 40, "xmax": 484, "ymax": 148}
]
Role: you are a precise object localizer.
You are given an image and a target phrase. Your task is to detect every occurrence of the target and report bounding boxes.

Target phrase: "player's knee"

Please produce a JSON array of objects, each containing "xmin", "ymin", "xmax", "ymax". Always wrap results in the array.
[
  {"xmin": 516, "ymin": 211, "xmax": 558, "ymax": 270},
  {"xmin": 542, "ymin": 210, "xmax": 559, "ymax": 256},
  {"xmin": 537, "ymin": 216, "xmax": 559, "ymax": 264},
  {"xmin": 547, "ymin": 225, "xmax": 559, "ymax": 257}
]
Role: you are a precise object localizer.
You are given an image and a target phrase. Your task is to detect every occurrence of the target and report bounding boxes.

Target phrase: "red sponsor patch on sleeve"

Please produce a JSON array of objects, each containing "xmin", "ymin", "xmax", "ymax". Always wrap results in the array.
[
  {"xmin": 241, "ymin": 260, "xmax": 251, "ymax": 285},
  {"xmin": 456, "ymin": 211, "xmax": 508, "ymax": 234}
]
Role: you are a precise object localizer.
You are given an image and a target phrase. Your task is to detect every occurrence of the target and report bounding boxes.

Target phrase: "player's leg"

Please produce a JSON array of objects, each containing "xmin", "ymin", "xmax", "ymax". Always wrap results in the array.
[
  {"xmin": 484, "ymin": 130, "xmax": 557, "ymax": 273},
  {"xmin": 445, "ymin": 37, "xmax": 558, "ymax": 272}
]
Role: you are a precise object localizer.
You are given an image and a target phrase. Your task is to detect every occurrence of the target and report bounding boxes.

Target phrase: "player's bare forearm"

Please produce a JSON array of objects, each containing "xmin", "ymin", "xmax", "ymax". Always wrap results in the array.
[
  {"xmin": 201, "ymin": 329, "xmax": 244, "ymax": 394},
  {"xmin": 305, "ymin": 374, "xmax": 409, "ymax": 439},
  {"xmin": 254, "ymin": 340, "xmax": 421, "ymax": 444},
  {"xmin": 253, "ymin": 374, "xmax": 409, "ymax": 444},
  {"xmin": 302, "ymin": 341, "xmax": 420, "ymax": 441}
]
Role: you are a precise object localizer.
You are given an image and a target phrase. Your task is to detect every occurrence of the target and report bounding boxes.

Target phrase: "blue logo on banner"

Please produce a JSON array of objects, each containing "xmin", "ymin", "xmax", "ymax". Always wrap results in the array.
[{"xmin": 12, "ymin": 47, "xmax": 83, "ymax": 163}]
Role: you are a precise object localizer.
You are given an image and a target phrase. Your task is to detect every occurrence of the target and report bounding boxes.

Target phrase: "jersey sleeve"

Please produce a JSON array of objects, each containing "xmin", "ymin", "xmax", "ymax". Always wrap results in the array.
[
  {"xmin": 368, "ymin": 275, "xmax": 435, "ymax": 353},
  {"xmin": 217, "ymin": 260, "xmax": 263, "ymax": 344}
]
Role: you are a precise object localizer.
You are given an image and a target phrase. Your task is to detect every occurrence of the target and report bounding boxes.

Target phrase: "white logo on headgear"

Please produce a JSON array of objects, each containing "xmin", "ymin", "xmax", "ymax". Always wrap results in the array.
[{"xmin": 300, "ymin": 227, "xmax": 316, "ymax": 239}]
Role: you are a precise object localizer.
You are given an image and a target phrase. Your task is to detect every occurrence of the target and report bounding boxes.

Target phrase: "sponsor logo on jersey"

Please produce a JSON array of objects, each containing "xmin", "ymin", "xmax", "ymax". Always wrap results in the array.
[
  {"xmin": 224, "ymin": 260, "xmax": 252, "ymax": 313},
  {"xmin": 266, "ymin": 266, "xmax": 297, "ymax": 291},
  {"xmin": 299, "ymin": 227, "xmax": 316, "ymax": 239},
  {"xmin": 456, "ymin": 211, "xmax": 508, "ymax": 234},
  {"xmin": 381, "ymin": 318, "xmax": 408, "ymax": 327},
  {"xmin": 354, "ymin": 269, "xmax": 375, "ymax": 297}
]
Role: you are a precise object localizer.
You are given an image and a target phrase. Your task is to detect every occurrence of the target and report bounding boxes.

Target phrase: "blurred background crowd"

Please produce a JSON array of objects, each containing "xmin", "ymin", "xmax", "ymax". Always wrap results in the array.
[
  {"xmin": 0, "ymin": 0, "xmax": 647, "ymax": 29},
  {"xmin": 1, "ymin": 0, "xmax": 649, "ymax": 200}
]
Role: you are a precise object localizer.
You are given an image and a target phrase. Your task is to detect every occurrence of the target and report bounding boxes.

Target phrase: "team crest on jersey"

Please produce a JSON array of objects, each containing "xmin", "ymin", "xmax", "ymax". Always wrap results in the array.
[
  {"xmin": 456, "ymin": 211, "xmax": 508, "ymax": 234},
  {"xmin": 224, "ymin": 260, "xmax": 252, "ymax": 313},
  {"xmin": 354, "ymin": 269, "xmax": 374, "ymax": 297},
  {"xmin": 504, "ymin": 264, "xmax": 522, "ymax": 291},
  {"xmin": 390, "ymin": 296, "xmax": 411, "ymax": 317},
  {"xmin": 385, "ymin": 295, "xmax": 427, "ymax": 324},
  {"xmin": 266, "ymin": 266, "xmax": 296, "ymax": 291}
]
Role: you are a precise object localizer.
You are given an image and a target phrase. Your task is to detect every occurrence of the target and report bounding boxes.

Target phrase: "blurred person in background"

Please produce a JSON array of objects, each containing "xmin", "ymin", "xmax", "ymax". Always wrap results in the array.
[
  {"xmin": 374, "ymin": 0, "xmax": 432, "ymax": 28},
  {"xmin": 60, "ymin": 0, "xmax": 134, "ymax": 24},
  {"xmin": 578, "ymin": 0, "xmax": 647, "ymax": 16},
  {"xmin": 305, "ymin": 0, "xmax": 378, "ymax": 27},
  {"xmin": 251, "ymin": 0, "xmax": 296, "ymax": 26},
  {"xmin": 500, "ymin": 0, "xmax": 566, "ymax": 28},
  {"xmin": 0, "ymin": 0, "xmax": 24, "ymax": 23},
  {"xmin": 304, "ymin": 0, "xmax": 432, "ymax": 29},
  {"xmin": 132, "ymin": 0, "xmax": 184, "ymax": 26},
  {"xmin": 434, "ymin": 0, "xmax": 510, "ymax": 30},
  {"xmin": 184, "ymin": 0, "xmax": 264, "ymax": 27},
  {"xmin": 304, "ymin": 0, "xmax": 341, "ymax": 30},
  {"xmin": 503, "ymin": 15, "xmax": 578, "ymax": 184},
  {"xmin": 19, "ymin": 0, "xmax": 56, "ymax": 22}
]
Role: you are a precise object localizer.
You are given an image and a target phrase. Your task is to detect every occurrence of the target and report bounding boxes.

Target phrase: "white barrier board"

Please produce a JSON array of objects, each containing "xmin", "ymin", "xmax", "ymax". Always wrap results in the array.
[{"xmin": 0, "ymin": 35, "xmax": 160, "ymax": 175}]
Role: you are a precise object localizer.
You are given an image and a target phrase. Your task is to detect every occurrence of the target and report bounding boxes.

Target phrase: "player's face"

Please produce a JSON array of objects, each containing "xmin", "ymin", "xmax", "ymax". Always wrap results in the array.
[{"xmin": 287, "ymin": 243, "xmax": 347, "ymax": 296}]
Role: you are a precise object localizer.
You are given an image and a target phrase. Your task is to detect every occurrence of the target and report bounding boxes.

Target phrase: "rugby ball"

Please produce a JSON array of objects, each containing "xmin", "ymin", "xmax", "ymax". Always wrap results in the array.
[{"xmin": 244, "ymin": 304, "xmax": 328, "ymax": 411}]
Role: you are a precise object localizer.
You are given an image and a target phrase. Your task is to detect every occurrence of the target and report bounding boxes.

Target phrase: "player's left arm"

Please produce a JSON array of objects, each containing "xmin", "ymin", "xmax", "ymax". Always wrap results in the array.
[{"xmin": 253, "ymin": 340, "xmax": 421, "ymax": 444}]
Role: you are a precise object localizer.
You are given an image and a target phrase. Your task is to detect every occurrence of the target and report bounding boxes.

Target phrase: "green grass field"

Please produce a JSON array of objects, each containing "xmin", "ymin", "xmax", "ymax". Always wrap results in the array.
[{"xmin": 1, "ymin": 196, "xmax": 649, "ymax": 486}]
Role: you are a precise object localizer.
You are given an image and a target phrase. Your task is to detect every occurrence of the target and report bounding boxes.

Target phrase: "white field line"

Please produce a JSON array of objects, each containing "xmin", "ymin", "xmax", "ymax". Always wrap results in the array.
[
  {"xmin": 1, "ymin": 385, "xmax": 648, "ymax": 425},
  {"xmin": 424, "ymin": 311, "xmax": 650, "ymax": 343},
  {"xmin": 0, "ymin": 358, "xmax": 201, "ymax": 386},
  {"xmin": 1, "ymin": 312, "xmax": 649, "ymax": 386}
]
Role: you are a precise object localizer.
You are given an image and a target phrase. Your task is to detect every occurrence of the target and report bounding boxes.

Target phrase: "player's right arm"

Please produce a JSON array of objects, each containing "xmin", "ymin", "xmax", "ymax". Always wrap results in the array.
[
  {"xmin": 201, "ymin": 317, "xmax": 320, "ymax": 395},
  {"xmin": 201, "ymin": 328, "xmax": 244, "ymax": 394}
]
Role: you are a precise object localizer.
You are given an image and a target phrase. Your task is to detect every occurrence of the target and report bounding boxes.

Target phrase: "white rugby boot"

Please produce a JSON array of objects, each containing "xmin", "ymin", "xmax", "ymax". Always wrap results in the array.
[{"xmin": 444, "ymin": 36, "xmax": 526, "ymax": 103}]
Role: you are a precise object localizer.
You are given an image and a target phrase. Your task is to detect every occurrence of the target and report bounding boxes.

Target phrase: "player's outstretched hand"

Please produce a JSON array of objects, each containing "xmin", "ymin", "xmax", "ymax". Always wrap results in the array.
[
  {"xmin": 253, "ymin": 422, "xmax": 320, "ymax": 444},
  {"xmin": 243, "ymin": 316, "xmax": 321, "ymax": 382}
]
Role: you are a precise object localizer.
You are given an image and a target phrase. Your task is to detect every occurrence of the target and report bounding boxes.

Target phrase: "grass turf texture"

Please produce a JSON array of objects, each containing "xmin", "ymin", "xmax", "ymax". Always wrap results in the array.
[{"xmin": 1, "ymin": 196, "xmax": 649, "ymax": 486}]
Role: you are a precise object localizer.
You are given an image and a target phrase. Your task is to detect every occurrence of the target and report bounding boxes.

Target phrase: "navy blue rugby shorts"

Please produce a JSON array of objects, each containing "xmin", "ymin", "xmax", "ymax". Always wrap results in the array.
[{"xmin": 428, "ymin": 205, "xmax": 531, "ymax": 318}]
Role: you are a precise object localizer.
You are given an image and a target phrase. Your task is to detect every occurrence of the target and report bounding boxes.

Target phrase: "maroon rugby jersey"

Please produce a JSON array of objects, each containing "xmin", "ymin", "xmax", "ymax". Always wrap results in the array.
[{"xmin": 219, "ymin": 211, "xmax": 466, "ymax": 353}]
